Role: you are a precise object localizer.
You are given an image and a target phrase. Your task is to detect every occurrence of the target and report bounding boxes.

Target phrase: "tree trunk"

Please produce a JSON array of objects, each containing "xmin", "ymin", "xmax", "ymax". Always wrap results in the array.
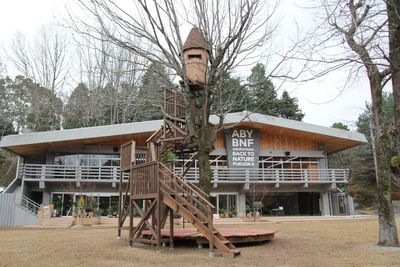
[
  {"xmin": 198, "ymin": 145, "xmax": 212, "ymax": 196},
  {"xmin": 185, "ymin": 82, "xmax": 216, "ymax": 196},
  {"xmin": 376, "ymin": 138, "xmax": 399, "ymax": 246},
  {"xmin": 197, "ymin": 123, "xmax": 213, "ymax": 196},
  {"xmin": 370, "ymin": 76, "xmax": 400, "ymax": 247},
  {"xmin": 387, "ymin": 0, "xmax": 400, "ymax": 155}
]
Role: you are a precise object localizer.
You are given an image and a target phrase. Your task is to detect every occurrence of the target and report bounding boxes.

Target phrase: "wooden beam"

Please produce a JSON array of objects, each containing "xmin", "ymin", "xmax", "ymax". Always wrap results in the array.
[
  {"xmin": 169, "ymin": 208, "xmax": 174, "ymax": 249},
  {"xmin": 131, "ymin": 199, "xmax": 157, "ymax": 240}
]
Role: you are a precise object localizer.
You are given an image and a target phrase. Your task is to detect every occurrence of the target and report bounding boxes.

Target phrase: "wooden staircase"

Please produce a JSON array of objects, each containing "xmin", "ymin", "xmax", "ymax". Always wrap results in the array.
[
  {"xmin": 117, "ymin": 87, "xmax": 240, "ymax": 257},
  {"xmin": 159, "ymin": 164, "xmax": 240, "ymax": 257}
]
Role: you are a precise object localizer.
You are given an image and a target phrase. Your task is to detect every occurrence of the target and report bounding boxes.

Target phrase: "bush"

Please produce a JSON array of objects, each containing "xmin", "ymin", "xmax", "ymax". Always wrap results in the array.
[{"xmin": 94, "ymin": 208, "xmax": 104, "ymax": 217}]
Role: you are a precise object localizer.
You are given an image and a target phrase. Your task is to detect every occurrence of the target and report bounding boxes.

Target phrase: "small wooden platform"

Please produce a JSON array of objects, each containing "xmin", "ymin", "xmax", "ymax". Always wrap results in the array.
[{"xmin": 143, "ymin": 228, "xmax": 275, "ymax": 246}]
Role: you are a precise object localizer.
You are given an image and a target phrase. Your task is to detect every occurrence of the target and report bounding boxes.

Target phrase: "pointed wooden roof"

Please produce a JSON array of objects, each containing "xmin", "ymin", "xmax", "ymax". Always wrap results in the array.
[{"xmin": 182, "ymin": 27, "xmax": 207, "ymax": 52}]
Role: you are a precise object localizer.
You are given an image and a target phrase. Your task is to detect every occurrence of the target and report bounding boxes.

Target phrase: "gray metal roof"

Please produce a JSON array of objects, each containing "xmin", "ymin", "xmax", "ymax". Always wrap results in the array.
[
  {"xmin": 0, "ymin": 111, "xmax": 366, "ymax": 153},
  {"xmin": 214, "ymin": 111, "xmax": 367, "ymax": 143},
  {"xmin": 0, "ymin": 120, "xmax": 163, "ymax": 148}
]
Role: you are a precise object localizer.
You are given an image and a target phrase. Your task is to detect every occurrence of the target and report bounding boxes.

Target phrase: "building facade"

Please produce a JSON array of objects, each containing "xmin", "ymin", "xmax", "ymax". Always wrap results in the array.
[{"xmin": 0, "ymin": 112, "xmax": 366, "ymax": 217}]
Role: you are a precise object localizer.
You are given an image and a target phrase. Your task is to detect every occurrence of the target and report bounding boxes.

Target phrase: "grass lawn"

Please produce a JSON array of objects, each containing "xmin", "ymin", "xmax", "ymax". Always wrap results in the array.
[{"xmin": 0, "ymin": 218, "xmax": 399, "ymax": 266}]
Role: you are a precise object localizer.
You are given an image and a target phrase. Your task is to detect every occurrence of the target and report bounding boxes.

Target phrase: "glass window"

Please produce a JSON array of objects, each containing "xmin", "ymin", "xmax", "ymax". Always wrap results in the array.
[
  {"xmin": 218, "ymin": 195, "xmax": 227, "ymax": 213},
  {"xmin": 54, "ymin": 154, "xmax": 120, "ymax": 166},
  {"xmin": 217, "ymin": 194, "xmax": 237, "ymax": 214}
]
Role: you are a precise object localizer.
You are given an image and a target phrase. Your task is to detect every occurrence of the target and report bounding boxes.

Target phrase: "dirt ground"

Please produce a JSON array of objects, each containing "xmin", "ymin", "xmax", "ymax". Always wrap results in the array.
[{"xmin": 0, "ymin": 218, "xmax": 399, "ymax": 267}]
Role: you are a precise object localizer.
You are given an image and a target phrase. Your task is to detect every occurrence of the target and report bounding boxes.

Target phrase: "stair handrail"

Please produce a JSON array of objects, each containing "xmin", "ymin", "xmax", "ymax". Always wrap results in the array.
[
  {"xmin": 162, "ymin": 162, "xmax": 209, "ymax": 201},
  {"xmin": 181, "ymin": 153, "xmax": 198, "ymax": 178},
  {"xmin": 19, "ymin": 194, "xmax": 40, "ymax": 215},
  {"xmin": 159, "ymin": 162, "xmax": 214, "ymax": 210},
  {"xmin": 183, "ymin": 176, "xmax": 210, "ymax": 200},
  {"xmin": 159, "ymin": 177, "xmax": 210, "ymax": 221}
]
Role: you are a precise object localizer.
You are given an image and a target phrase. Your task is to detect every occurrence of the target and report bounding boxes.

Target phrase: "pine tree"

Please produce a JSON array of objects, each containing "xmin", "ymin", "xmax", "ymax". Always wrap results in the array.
[
  {"xmin": 331, "ymin": 122, "xmax": 350, "ymax": 131},
  {"xmin": 64, "ymin": 83, "xmax": 97, "ymax": 128},
  {"xmin": 134, "ymin": 62, "xmax": 172, "ymax": 121},
  {"xmin": 277, "ymin": 91, "xmax": 305, "ymax": 121},
  {"xmin": 246, "ymin": 63, "xmax": 279, "ymax": 116}
]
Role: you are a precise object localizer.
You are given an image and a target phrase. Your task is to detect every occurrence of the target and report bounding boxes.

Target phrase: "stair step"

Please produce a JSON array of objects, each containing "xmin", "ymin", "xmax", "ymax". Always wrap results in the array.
[{"xmin": 232, "ymin": 249, "xmax": 241, "ymax": 255}]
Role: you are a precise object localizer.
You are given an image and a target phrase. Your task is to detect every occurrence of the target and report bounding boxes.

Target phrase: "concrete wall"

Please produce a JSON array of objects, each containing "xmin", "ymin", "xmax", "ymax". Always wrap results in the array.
[
  {"xmin": 238, "ymin": 193, "xmax": 246, "ymax": 214},
  {"xmin": 330, "ymin": 193, "xmax": 340, "ymax": 215},
  {"xmin": 320, "ymin": 192, "xmax": 331, "ymax": 216},
  {"xmin": 0, "ymin": 193, "xmax": 39, "ymax": 227},
  {"xmin": 42, "ymin": 191, "xmax": 51, "ymax": 205},
  {"xmin": 347, "ymin": 196, "xmax": 355, "ymax": 215},
  {"xmin": 0, "ymin": 193, "xmax": 16, "ymax": 227},
  {"xmin": 14, "ymin": 204, "xmax": 39, "ymax": 226}
]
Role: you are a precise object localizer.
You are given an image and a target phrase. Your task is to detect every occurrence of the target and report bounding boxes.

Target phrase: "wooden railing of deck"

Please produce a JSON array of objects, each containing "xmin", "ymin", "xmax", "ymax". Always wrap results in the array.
[
  {"xmin": 131, "ymin": 161, "xmax": 159, "ymax": 199},
  {"xmin": 164, "ymin": 88, "xmax": 185, "ymax": 119},
  {"xmin": 120, "ymin": 141, "xmax": 135, "ymax": 172},
  {"xmin": 129, "ymin": 161, "xmax": 214, "ymax": 219},
  {"xmin": 159, "ymin": 162, "xmax": 214, "ymax": 218}
]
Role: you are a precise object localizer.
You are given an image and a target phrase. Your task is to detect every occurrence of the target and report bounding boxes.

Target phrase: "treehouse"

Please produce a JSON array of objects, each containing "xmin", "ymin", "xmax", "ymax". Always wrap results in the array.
[{"xmin": 182, "ymin": 27, "xmax": 208, "ymax": 85}]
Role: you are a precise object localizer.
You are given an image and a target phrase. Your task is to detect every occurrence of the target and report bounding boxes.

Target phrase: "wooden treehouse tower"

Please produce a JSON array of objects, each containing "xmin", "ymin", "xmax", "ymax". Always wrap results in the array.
[{"xmin": 117, "ymin": 27, "xmax": 240, "ymax": 257}]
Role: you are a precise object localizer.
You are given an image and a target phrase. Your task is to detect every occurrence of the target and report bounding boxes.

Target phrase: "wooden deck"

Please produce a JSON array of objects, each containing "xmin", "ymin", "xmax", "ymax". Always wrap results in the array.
[{"xmin": 142, "ymin": 228, "xmax": 275, "ymax": 245}]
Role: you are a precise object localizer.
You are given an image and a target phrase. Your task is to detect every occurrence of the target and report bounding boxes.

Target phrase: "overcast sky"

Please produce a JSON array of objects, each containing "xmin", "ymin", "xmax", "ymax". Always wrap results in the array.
[{"xmin": 0, "ymin": 0, "xmax": 375, "ymax": 130}]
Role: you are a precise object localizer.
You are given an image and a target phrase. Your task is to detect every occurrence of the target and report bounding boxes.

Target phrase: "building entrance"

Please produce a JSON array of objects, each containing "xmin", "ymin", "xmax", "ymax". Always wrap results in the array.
[
  {"xmin": 261, "ymin": 192, "xmax": 321, "ymax": 216},
  {"xmin": 210, "ymin": 193, "xmax": 238, "ymax": 216}
]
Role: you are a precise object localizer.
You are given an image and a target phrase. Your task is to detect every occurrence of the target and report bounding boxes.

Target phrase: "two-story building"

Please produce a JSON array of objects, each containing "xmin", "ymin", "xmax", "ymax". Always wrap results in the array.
[{"xmin": 0, "ymin": 111, "xmax": 366, "ymax": 217}]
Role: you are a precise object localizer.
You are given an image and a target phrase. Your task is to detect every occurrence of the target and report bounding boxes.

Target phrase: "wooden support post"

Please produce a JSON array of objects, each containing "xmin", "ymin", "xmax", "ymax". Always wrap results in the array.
[
  {"xmin": 182, "ymin": 191, "xmax": 185, "ymax": 229},
  {"xmin": 156, "ymin": 163, "xmax": 161, "ymax": 252},
  {"xmin": 129, "ymin": 199, "xmax": 134, "ymax": 246},
  {"xmin": 169, "ymin": 208, "xmax": 174, "ymax": 250},
  {"xmin": 117, "ymin": 171, "xmax": 123, "ymax": 239},
  {"xmin": 151, "ymin": 203, "xmax": 156, "ymax": 232},
  {"xmin": 208, "ymin": 206, "xmax": 214, "ymax": 256},
  {"xmin": 150, "ymin": 142, "xmax": 157, "ymax": 161}
]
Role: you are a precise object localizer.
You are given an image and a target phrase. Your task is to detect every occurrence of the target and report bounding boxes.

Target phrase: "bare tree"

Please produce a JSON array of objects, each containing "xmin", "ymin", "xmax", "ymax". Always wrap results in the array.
[
  {"xmin": 0, "ymin": 55, "xmax": 6, "ymax": 77},
  {"xmin": 297, "ymin": 0, "xmax": 398, "ymax": 247},
  {"xmin": 72, "ymin": 32, "xmax": 157, "ymax": 125},
  {"xmin": 9, "ymin": 24, "xmax": 70, "ymax": 93},
  {"xmin": 386, "ymin": 1, "xmax": 400, "ymax": 185},
  {"xmin": 245, "ymin": 184, "xmax": 271, "ymax": 222},
  {"xmin": 68, "ymin": 0, "xmax": 279, "ymax": 194}
]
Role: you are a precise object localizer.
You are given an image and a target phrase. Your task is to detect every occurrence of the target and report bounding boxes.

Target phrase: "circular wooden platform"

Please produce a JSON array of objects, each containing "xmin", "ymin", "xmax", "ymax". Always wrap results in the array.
[{"xmin": 145, "ymin": 228, "xmax": 276, "ymax": 245}]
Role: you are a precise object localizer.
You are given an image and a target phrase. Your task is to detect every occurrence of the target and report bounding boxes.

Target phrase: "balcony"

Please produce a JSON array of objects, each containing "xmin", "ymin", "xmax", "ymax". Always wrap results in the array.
[
  {"xmin": 19, "ymin": 163, "xmax": 348, "ymax": 186},
  {"xmin": 174, "ymin": 166, "xmax": 349, "ymax": 185},
  {"xmin": 20, "ymin": 164, "xmax": 129, "ymax": 182},
  {"xmin": 174, "ymin": 158, "xmax": 349, "ymax": 186}
]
